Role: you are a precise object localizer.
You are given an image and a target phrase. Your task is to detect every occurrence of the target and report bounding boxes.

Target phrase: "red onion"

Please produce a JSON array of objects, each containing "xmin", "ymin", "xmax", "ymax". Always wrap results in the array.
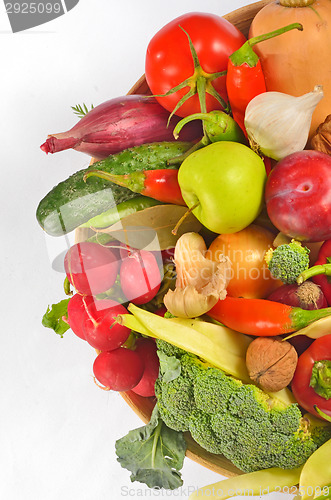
[
  {"xmin": 267, "ymin": 281, "xmax": 327, "ymax": 310},
  {"xmin": 40, "ymin": 95, "xmax": 202, "ymax": 159}
]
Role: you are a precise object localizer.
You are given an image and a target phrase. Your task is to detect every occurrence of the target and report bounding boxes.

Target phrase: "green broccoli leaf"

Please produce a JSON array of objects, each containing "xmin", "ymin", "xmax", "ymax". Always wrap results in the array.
[
  {"xmin": 42, "ymin": 299, "xmax": 70, "ymax": 337},
  {"xmin": 115, "ymin": 405, "xmax": 187, "ymax": 490},
  {"xmin": 158, "ymin": 351, "xmax": 181, "ymax": 382}
]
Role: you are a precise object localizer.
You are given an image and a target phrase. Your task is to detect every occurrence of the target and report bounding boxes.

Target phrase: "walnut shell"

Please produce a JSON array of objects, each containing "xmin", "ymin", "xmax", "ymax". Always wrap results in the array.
[{"xmin": 246, "ymin": 336, "xmax": 298, "ymax": 392}]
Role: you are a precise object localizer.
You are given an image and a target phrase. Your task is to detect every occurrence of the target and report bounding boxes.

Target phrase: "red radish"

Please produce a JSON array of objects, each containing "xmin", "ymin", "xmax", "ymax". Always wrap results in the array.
[
  {"xmin": 131, "ymin": 338, "xmax": 160, "ymax": 397},
  {"xmin": 40, "ymin": 95, "xmax": 202, "ymax": 159},
  {"xmin": 93, "ymin": 348, "xmax": 144, "ymax": 391},
  {"xmin": 267, "ymin": 281, "xmax": 327, "ymax": 310},
  {"xmin": 120, "ymin": 250, "xmax": 162, "ymax": 305},
  {"xmin": 64, "ymin": 242, "xmax": 119, "ymax": 296},
  {"xmin": 119, "ymin": 242, "xmax": 135, "ymax": 260},
  {"xmin": 161, "ymin": 247, "xmax": 175, "ymax": 263},
  {"xmin": 67, "ymin": 293, "xmax": 94, "ymax": 340},
  {"xmin": 82, "ymin": 299, "xmax": 130, "ymax": 351},
  {"xmin": 155, "ymin": 306, "xmax": 167, "ymax": 317}
]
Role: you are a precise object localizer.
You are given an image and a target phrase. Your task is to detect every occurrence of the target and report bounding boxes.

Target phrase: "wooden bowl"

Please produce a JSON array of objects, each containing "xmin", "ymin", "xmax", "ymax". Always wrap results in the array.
[{"xmin": 119, "ymin": 0, "xmax": 272, "ymax": 478}]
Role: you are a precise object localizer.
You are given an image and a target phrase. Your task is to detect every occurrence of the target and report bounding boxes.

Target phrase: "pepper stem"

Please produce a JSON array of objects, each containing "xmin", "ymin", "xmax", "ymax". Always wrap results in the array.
[
  {"xmin": 297, "ymin": 264, "xmax": 331, "ymax": 284},
  {"xmin": 314, "ymin": 406, "xmax": 331, "ymax": 423},
  {"xmin": 248, "ymin": 22, "xmax": 303, "ymax": 48},
  {"xmin": 167, "ymin": 137, "xmax": 209, "ymax": 166},
  {"xmin": 230, "ymin": 23, "xmax": 303, "ymax": 68},
  {"xmin": 291, "ymin": 306, "xmax": 331, "ymax": 331},
  {"xmin": 84, "ymin": 169, "xmax": 145, "ymax": 195},
  {"xmin": 310, "ymin": 360, "xmax": 331, "ymax": 400},
  {"xmin": 173, "ymin": 112, "xmax": 213, "ymax": 139}
]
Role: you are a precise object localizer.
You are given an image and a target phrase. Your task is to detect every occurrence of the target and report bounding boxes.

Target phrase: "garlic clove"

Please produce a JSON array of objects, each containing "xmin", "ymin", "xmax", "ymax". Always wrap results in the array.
[
  {"xmin": 244, "ymin": 85, "xmax": 324, "ymax": 161},
  {"xmin": 164, "ymin": 286, "xmax": 219, "ymax": 318},
  {"xmin": 164, "ymin": 232, "xmax": 231, "ymax": 318}
]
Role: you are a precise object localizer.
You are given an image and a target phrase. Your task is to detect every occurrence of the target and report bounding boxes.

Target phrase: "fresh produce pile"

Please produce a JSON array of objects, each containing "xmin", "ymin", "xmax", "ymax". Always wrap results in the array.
[{"xmin": 37, "ymin": 1, "xmax": 331, "ymax": 498}]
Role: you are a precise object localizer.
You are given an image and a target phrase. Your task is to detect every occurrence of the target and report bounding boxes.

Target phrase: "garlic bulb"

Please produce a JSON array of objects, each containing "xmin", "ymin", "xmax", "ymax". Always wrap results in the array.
[
  {"xmin": 164, "ymin": 232, "xmax": 231, "ymax": 318},
  {"xmin": 244, "ymin": 85, "xmax": 324, "ymax": 161}
]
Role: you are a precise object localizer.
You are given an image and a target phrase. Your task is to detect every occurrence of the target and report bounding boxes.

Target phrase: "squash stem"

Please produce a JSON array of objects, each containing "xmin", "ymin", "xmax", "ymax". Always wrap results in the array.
[{"xmin": 280, "ymin": 0, "xmax": 315, "ymax": 7}]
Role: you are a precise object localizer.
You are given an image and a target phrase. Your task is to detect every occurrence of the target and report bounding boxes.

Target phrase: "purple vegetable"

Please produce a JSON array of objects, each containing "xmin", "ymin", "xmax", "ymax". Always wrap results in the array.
[
  {"xmin": 40, "ymin": 95, "xmax": 202, "ymax": 159},
  {"xmin": 267, "ymin": 281, "xmax": 327, "ymax": 310}
]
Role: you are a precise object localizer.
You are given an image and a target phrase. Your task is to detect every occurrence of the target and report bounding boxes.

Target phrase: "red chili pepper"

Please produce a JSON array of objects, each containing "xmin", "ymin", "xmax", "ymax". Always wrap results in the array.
[
  {"xmin": 207, "ymin": 296, "xmax": 331, "ymax": 336},
  {"xmin": 297, "ymin": 239, "xmax": 331, "ymax": 306},
  {"xmin": 291, "ymin": 334, "xmax": 331, "ymax": 421},
  {"xmin": 226, "ymin": 22, "xmax": 303, "ymax": 135},
  {"xmin": 84, "ymin": 168, "xmax": 185, "ymax": 206}
]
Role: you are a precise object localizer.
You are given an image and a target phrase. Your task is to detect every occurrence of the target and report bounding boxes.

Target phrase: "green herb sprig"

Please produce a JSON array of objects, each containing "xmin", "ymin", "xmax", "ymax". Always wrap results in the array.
[{"xmin": 71, "ymin": 103, "xmax": 94, "ymax": 118}]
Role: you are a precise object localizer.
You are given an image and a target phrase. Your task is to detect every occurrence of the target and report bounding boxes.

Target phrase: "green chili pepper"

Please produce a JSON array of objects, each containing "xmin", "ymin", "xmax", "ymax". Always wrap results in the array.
[{"xmin": 173, "ymin": 110, "xmax": 247, "ymax": 144}]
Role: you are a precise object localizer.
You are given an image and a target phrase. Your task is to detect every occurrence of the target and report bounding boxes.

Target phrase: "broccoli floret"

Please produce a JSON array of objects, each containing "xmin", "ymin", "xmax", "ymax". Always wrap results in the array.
[
  {"xmin": 155, "ymin": 354, "xmax": 204, "ymax": 432},
  {"xmin": 270, "ymin": 404, "xmax": 302, "ymax": 434},
  {"xmin": 189, "ymin": 409, "xmax": 224, "ymax": 454},
  {"xmin": 156, "ymin": 339, "xmax": 187, "ymax": 358},
  {"xmin": 227, "ymin": 384, "xmax": 271, "ymax": 420},
  {"xmin": 265, "ymin": 239, "xmax": 310, "ymax": 284},
  {"xmin": 154, "ymin": 341, "xmax": 331, "ymax": 473},
  {"xmin": 194, "ymin": 367, "xmax": 241, "ymax": 414},
  {"xmin": 155, "ymin": 376, "xmax": 194, "ymax": 432}
]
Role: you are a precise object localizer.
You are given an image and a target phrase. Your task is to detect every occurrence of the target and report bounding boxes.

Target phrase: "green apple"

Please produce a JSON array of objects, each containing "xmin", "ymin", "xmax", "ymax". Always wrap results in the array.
[{"xmin": 178, "ymin": 141, "xmax": 266, "ymax": 234}]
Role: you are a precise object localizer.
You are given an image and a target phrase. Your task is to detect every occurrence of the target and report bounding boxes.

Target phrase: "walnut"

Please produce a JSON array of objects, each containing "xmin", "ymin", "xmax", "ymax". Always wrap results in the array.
[
  {"xmin": 311, "ymin": 114, "xmax": 331, "ymax": 155},
  {"xmin": 246, "ymin": 336, "xmax": 298, "ymax": 392}
]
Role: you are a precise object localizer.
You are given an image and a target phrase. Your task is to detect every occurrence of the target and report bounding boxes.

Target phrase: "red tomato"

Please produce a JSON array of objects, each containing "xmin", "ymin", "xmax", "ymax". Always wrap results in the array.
[
  {"xmin": 145, "ymin": 12, "xmax": 246, "ymax": 117},
  {"xmin": 291, "ymin": 335, "xmax": 331, "ymax": 421}
]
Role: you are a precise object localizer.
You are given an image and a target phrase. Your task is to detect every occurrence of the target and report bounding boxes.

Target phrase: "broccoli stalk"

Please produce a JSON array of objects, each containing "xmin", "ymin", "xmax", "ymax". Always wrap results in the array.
[
  {"xmin": 155, "ymin": 341, "xmax": 331, "ymax": 474},
  {"xmin": 265, "ymin": 239, "xmax": 310, "ymax": 284}
]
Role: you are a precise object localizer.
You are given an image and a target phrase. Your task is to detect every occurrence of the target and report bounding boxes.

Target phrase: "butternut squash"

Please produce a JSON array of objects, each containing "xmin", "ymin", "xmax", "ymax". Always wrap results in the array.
[{"xmin": 249, "ymin": 0, "xmax": 331, "ymax": 144}]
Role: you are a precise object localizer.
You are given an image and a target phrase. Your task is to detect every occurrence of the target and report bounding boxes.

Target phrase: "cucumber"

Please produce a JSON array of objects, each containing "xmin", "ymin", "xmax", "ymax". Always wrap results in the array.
[
  {"xmin": 80, "ymin": 196, "xmax": 162, "ymax": 229},
  {"xmin": 36, "ymin": 141, "xmax": 192, "ymax": 236}
]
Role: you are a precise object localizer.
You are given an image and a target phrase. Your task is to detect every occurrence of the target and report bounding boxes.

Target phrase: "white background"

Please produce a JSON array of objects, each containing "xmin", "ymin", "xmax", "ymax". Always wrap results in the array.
[{"xmin": 1, "ymin": 1, "xmax": 294, "ymax": 499}]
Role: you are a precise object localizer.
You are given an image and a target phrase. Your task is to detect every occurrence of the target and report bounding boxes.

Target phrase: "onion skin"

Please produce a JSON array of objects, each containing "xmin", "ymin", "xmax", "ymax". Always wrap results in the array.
[
  {"xmin": 249, "ymin": 0, "xmax": 331, "ymax": 143},
  {"xmin": 267, "ymin": 281, "xmax": 328, "ymax": 310},
  {"xmin": 40, "ymin": 95, "xmax": 202, "ymax": 159}
]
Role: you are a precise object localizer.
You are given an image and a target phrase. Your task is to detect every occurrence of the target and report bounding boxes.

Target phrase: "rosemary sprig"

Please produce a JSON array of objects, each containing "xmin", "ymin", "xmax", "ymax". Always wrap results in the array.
[{"xmin": 71, "ymin": 103, "xmax": 94, "ymax": 118}]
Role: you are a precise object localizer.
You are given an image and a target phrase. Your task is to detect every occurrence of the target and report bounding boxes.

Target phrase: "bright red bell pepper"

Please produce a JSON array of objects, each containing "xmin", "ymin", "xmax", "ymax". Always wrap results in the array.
[{"xmin": 291, "ymin": 334, "xmax": 331, "ymax": 421}]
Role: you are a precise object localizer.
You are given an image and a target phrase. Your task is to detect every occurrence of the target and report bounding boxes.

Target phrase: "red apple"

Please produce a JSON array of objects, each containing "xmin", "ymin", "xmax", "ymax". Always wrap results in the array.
[{"xmin": 265, "ymin": 150, "xmax": 331, "ymax": 242}]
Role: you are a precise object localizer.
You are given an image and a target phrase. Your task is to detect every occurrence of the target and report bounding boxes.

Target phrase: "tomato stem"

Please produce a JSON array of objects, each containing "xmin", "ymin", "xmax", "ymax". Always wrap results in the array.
[{"xmin": 151, "ymin": 25, "xmax": 229, "ymax": 125}]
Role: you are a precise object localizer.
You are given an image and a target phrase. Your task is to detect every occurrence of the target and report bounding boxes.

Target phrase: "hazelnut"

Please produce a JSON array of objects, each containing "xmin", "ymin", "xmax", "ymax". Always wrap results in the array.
[{"xmin": 246, "ymin": 336, "xmax": 298, "ymax": 392}]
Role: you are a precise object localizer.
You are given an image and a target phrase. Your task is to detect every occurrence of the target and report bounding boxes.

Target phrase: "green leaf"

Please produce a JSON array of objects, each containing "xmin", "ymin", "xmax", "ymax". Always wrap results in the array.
[
  {"xmin": 157, "ymin": 351, "xmax": 181, "ymax": 383},
  {"xmin": 71, "ymin": 103, "xmax": 94, "ymax": 118},
  {"xmin": 115, "ymin": 406, "xmax": 187, "ymax": 490},
  {"xmin": 42, "ymin": 299, "xmax": 71, "ymax": 337}
]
